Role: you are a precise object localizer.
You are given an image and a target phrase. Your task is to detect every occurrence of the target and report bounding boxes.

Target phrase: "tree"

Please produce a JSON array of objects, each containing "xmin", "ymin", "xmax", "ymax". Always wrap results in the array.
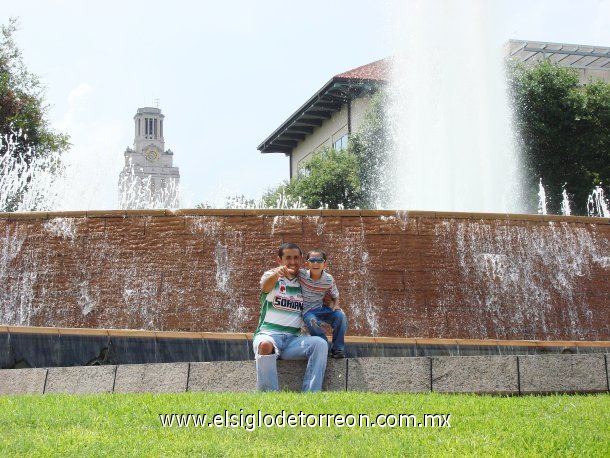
[
  {"xmin": 508, "ymin": 59, "xmax": 610, "ymax": 215},
  {"xmin": 260, "ymin": 90, "xmax": 390, "ymax": 210},
  {"xmin": 286, "ymin": 147, "xmax": 364, "ymax": 209},
  {"xmin": 348, "ymin": 90, "xmax": 392, "ymax": 209},
  {"xmin": 579, "ymin": 81, "xmax": 610, "ymax": 197},
  {"xmin": 261, "ymin": 180, "xmax": 306, "ymax": 209},
  {"xmin": 0, "ymin": 18, "xmax": 69, "ymax": 211}
]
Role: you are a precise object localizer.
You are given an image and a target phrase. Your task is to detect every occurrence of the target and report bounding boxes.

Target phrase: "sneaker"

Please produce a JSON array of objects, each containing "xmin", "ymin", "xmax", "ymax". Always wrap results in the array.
[{"xmin": 331, "ymin": 349, "xmax": 345, "ymax": 359}]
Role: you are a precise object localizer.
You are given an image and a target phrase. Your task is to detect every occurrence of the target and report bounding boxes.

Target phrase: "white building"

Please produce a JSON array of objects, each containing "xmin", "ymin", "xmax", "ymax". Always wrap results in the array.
[
  {"xmin": 506, "ymin": 40, "xmax": 610, "ymax": 84},
  {"xmin": 259, "ymin": 40, "xmax": 609, "ymax": 179},
  {"xmin": 118, "ymin": 107, "xmax": 180, "ymax": 209},
  {"xmin": 257, "ymin": 59, "xmax": 389, "ymax": 179}
]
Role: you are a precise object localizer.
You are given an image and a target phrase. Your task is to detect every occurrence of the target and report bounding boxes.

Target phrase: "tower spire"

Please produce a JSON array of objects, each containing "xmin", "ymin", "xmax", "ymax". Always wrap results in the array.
[{"xmin": 119, "ymin": 106, "xmax": 180, "ymax": 209}]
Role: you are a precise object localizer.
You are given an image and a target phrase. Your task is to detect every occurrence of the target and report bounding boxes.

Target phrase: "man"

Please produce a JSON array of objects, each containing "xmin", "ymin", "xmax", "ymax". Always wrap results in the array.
[{"xmin": 253, "ymin": 242, "xmax": 328, "ymax": 391}]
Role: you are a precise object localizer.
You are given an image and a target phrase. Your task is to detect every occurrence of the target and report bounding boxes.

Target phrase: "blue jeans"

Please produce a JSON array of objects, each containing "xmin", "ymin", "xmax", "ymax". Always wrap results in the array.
[
  {"xmin": 253, "ymin": 333, "xmax": 328, "ymax": 392},
  {"xmin": 303, "ymin": 306, "xmax": 347, "ymax": 352}
]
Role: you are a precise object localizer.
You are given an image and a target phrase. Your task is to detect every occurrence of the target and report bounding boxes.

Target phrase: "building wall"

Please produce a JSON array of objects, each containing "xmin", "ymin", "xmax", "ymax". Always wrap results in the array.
[
  {"xmin": 290, "ymin": 94, "xmax": 375, "ymax": 178},
  {"xmin": 350, "ymin": 94, "xmax": 374, "ymax": 133},
  {"xmin": 504, "ymin": 41, "xmax": 610, "ymax": 84},
  {"xmin": 578, "ymin": 68, "xmax": 610, "ymax": 84},
  {"xmin": 510, "ymin": 59, "xmax": 610, "ymax": 84},
  {"xmin": 1, "ymin": 210, "xmax": 608, "ymax": 341}
]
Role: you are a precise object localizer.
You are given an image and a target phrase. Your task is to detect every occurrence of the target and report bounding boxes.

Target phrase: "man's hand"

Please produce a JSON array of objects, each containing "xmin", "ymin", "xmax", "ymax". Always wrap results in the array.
[
  {"xmin": 276, "ymin": 265, "xmax": 297, "ymax": 278},
  {"xmin": 323, "ymin": 293, "xmax": 341, "ymax": 311},
  {"xmin": 262, "ymin": 265, "xmax": 298, "ymax": 293},
  {"xmin": 322, "ymin": 292, "xmax": 333, "ymax": 306}
]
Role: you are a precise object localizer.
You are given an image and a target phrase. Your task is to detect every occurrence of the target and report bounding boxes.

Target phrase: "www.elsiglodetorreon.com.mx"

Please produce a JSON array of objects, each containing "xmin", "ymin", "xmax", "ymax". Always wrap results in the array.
[{"xmin": 159, "ymin": 410, "xmax": 451, "ymax": 431}]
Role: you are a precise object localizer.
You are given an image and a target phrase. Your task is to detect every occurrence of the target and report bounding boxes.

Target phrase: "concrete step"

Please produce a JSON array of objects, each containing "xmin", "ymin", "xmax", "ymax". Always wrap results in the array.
[{"xmin": 1, "ymin": 354, "xmax": 608, "ymax": 395}]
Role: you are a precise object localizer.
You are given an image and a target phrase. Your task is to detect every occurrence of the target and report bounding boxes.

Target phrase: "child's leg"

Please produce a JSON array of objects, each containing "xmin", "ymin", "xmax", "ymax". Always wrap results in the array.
[
  {"xmin": 309, "ymin": 307, "xmax": 347, "ymax": 352},
  {"xmin": 325, "ymin": 309, "xmax": 347, "ymax": 352},
  {"xmin": 303, "ymin": 308, "xmax": 329, "ymax": 346}
]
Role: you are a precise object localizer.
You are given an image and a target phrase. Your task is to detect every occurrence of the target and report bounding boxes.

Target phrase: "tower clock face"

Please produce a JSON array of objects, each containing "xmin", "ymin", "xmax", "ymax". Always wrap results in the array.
[{"xmin": 144, "ymin": 146, "xmax": 160, "ymax": 162}]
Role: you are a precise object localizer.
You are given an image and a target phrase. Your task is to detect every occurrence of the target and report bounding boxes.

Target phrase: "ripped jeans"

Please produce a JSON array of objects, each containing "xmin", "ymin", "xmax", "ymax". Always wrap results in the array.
[
  {"xmin": 253, "ymin": 333, "xmax": 328, "ymax": 392},
  {"xmin": 303, "ymin": 306, "xmax": 347, "ymax": 352}
]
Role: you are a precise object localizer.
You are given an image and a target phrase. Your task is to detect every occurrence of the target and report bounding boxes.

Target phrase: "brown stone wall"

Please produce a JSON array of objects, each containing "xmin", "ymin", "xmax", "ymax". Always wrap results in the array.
[{"xmin": 1, "ymin": 209, "xmax": 609, "ymax": 340}]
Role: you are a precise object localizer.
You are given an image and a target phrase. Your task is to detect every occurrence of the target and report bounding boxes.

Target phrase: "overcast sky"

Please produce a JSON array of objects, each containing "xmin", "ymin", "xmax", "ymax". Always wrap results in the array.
[{"xmin": 2, "ymin": 0, "xmax": 609, "ymax": 209}]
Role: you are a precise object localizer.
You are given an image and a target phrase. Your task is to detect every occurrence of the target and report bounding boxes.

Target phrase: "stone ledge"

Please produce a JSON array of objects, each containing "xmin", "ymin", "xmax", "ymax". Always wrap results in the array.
[
  {"xmin": 3, "ymin": 326, "xmax": 610, "ymax": 351},
  {"xmin": 188, "ymin": 359, "xmax": 346, "ymax": 392},
  {"xmin": 276, "ymin": 359, "xmax": 346, "ymax": 392},
  {"xmin": 46, "ymin": 211, "xmax": 88, "ymax": 218},
  {"xmin": 518, "ymin": 354, "xmax": 608, "ymax": 394},
  {"xmin": 0, "ymin": 368, "xmax": 47, "ymax": 395},
  {"xmin": 1, "ymin": 355, "xmax": 608, "ymax": 395},
  {"xmin": 432, "ymin": 356, "xmax": 518, "ymax": 394},
  {"xmin": 188, "ymin": 361, "xmax": 256, "ymax": 392},
  {"xmin": 85, "ymin": 210, "xmax": 129, "ymax": 218},
  {"xmin": 1, "ymin": 211, "xmax": 49, "ymax": 220},
  {"xmin": 45, "ymin": 366, "xmax": 116, "ymax": 394},
  {"xmin": 347, "ymin": 357, "xmax": 431, "ymax": 392},
  {"xmin": 113, "ymin": 363, "xmax": 189, "ymax": 393},
  {"xmin": 1, "ymin": 210, "xmax": 608, "ymax": 227}
]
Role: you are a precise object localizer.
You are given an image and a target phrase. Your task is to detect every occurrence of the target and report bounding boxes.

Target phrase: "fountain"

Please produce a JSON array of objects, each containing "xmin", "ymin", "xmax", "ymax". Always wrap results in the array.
[
  {"xmin": 0, "ymin": 131, "xmax": 65, "ymax": 213},
  {"xmin": 587, "ymin": 186, "xmax": 610, "ymax": 218},
  {"xmin": 1, "ymin": 2, "xmax": 609, "ymax": 371},
  {"xmin": 561, "ymin": 187, "xmax": 572, "ymax": 216},
  {"xmin": 538, "ymin": 179, "xmax": 548, "ymax": 215},
  {"xmin": 388, "ymin": 0, "xmax": 523, "ymax": 213}
]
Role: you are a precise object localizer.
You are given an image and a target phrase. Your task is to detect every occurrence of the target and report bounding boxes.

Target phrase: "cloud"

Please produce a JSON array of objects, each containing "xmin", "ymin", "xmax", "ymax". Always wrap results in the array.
[
  {"xmin": 54, "ymin": 82, "xmax": 92, "ymax": 131},
  {"xmin": 51, "ymin": 83, "xmax": 129, "ymax": 211}
]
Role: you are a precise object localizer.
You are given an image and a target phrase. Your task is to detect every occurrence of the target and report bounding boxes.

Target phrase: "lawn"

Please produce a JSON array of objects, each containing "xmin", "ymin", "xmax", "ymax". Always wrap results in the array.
[{"xmin": 0, "ymin": 392, "xmax": 608, "ymax": 457}]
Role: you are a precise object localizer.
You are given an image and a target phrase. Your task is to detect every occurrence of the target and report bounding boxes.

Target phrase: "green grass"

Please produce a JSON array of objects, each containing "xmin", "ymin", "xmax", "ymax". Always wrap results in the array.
[{"xmin": 0, "ymin": 392, "xmax": 608, "ymax": 457}]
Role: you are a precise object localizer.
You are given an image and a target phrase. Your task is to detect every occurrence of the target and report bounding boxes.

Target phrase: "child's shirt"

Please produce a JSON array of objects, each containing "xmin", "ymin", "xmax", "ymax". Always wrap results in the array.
[{"xmin": 298, "ymin": 268, "xmax": 339, "ymax": 314}]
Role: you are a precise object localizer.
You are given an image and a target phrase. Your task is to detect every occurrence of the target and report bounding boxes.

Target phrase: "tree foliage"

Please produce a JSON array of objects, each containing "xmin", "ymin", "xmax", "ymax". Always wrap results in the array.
[
  {"xmin": 261, "ymin": 148, "xmax": 364, "ymax": 209},
  {"xmin": 261, "ymin": 91, "xmax": 391, "ymax": 210},
  {"xmin": 348, "ymin": 90, "xmax": 392, "ymax": 209},
  {"xmin": 0, "ymin": 18, "xmax": 69, "ymax": 211},
  {"xmin": 287, "ymin": 147, "xmax": 363, "ymax": 209},
  {"xmin": 508, "ymin": 59, "xmax": 610, "ymax": 215},
  {"xmin": 261, "ymin": 180, "xmax": 306, "ymax": 209}
]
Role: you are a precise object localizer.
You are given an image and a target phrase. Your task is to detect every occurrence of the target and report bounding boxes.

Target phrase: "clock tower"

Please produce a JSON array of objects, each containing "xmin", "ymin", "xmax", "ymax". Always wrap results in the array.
[{"xmin": 119, "ymin": 107, "xmax": 180, "ymax": 209}]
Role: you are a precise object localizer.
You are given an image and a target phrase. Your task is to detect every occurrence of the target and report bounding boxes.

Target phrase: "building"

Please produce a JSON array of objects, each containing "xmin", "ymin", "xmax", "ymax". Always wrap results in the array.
[
  {"xmin": 118, "ymin": 107, "xmax": 180, "ymax": 209},
  {"xmin": 258, "ymin": 40, "xmax": 609, "ymax": 179},
  {"xmin": 257, "ymin": 59, "xmax": 390, "ymax": 179},
  {"xmin": 505, "ymin": 40, "xmax": 610, "ymax": 84}
]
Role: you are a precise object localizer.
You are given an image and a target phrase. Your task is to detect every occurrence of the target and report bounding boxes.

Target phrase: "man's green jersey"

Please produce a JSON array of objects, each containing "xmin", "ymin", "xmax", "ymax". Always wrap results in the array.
[{"xmin": 254, "ymin": 270, "xmax": 304, "ymax": 336}]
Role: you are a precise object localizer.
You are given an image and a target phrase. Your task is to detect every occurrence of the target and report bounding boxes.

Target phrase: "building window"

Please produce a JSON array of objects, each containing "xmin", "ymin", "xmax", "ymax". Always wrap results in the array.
[
  {"xmin": 333, "ymin": 134, "xmax": 348, "ymax": 151},
  {"xmin": 144, "ymin": 118, "xmax": 154, "ymax": 139},
  {"xmin": 154, "ymin": 119, "xmax": 158, "ymax": 138},
  {"xmin": 160, "ymin": 120, "xmax": 163, "ymax": 139},
  {"xmin": 137, "ymin": 119, "xmax": 141, "ymax": 136},
  {"xmin": 145, "ymin": 118, "xmax": 154, "ymax": 138},
  {"xmin": 297, "ymin": 154, "xmax": 312, "ymax": 178}
]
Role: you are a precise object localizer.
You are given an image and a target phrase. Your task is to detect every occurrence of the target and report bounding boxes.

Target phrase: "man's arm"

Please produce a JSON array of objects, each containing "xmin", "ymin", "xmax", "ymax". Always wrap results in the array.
[
  {"xmin": 327, "ymin": 275, "xmax": 341, "ymax": 310},
  {"xmin": 323, "ymin": 292, "xmax": 341, "ymax": 311},
  {"xmin": 260, "ymin": 266, "xmax": 295, "ymax": 293},
  {"xmin": 329, "ymin": 297, "xmax": 341, "ymax": 311}
]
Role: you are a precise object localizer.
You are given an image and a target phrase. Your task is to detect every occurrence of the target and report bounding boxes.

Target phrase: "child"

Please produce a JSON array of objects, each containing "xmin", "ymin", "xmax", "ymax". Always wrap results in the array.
[{"xmin": 298, "ymin": 249, "xmax": 348, "ymax": 358}]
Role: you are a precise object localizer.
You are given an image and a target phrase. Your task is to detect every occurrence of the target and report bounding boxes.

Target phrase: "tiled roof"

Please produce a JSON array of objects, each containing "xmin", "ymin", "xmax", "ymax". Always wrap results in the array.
[{"xmin": 335, "ymin": 58, "xmax": 392, "ymax": 81}]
